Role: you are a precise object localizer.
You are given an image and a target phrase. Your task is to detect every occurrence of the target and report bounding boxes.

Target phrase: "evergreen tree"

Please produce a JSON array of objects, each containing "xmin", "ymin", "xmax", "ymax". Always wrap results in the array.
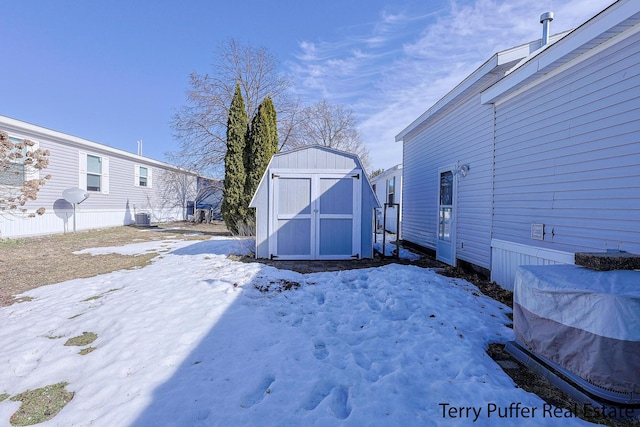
[
  {"xmin": 244, "ymin": 97, "xmax": 279, "ymax": 220},
  {"xmin": 262, "ymin": 97, "xmax": 279, "ymax": 154},
  {"xmin": 221, "ymin": 83, "xmax": 248, "ymax": 234}
]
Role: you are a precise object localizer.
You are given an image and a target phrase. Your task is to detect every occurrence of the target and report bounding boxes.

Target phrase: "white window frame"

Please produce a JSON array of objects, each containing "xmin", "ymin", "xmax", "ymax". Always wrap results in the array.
[
  {"xmin": 79, "ymin": 151, "xmax": 109, "ymax": 194},
  {"xmin": 0, "ymin": 135, "xmax": 40, "ymax": 187},
  {"xmin": 386, "ymin": 176, "xmax": 396, "ymax": 205},
  {"xmin": 134, "ymin": 165, "xmax": 152, "ymax": 188}
]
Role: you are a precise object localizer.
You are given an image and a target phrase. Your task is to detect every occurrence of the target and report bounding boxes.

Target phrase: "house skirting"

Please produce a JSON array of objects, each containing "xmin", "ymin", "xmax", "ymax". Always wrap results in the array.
[
  {"xmin": 400, "ymin": 239, "xmax": 436, "ymax": 258},
  {"xmin": 490, "ymin": 239, "xmax": 574, "ymax": 290},
  {"xmin": 0, "ymin": 207, "xmax": 185, "ymax": 238}
]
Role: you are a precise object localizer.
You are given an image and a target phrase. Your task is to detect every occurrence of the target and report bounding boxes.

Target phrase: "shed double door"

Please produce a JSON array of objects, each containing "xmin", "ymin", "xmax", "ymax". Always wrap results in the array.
[{"xmin": 270, "ymin": 172, "xmax": 361, "ymax": 260}]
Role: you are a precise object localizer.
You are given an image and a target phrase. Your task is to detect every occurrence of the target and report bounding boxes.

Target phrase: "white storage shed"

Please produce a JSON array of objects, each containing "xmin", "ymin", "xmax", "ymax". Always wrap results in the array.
[{"xmin": 249, "ymin": 146, "xmax": 380, "ymax": 260}]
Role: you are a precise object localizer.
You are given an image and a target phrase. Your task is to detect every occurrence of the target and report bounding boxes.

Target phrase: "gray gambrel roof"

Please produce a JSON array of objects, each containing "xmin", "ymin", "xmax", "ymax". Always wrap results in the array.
[{"xmin": 249, "ymin": 145, "xmax": 380, "ymax": 209}]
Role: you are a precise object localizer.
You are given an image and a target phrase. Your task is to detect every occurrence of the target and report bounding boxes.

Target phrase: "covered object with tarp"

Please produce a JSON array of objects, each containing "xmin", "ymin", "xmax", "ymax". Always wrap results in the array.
[{"xmin": 513, "ymin": 264, "xmax": 640, "ymax": 399}]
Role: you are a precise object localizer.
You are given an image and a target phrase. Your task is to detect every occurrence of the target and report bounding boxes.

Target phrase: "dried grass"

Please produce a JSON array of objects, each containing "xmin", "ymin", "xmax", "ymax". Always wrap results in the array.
[
  {"xmin": 0, "ymin": 221, "xmax": 229, "ymax": 306},
  {"xmin": 9, "ymin": 382, "xmax": 74, "ymax": 426}
]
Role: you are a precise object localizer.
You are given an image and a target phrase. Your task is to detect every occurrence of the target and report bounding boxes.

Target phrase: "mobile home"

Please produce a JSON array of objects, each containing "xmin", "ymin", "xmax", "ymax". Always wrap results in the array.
[
  {"xmin": 0, "ymin": 116, "xmax": 199, "ymax": 238},
  {"xmin": 396, "ymin": 0, "xmax": 640, "ymax": 289},
  {"xmin": 370, "ymin": 164, "xmax": 402, "ymax": 235}
]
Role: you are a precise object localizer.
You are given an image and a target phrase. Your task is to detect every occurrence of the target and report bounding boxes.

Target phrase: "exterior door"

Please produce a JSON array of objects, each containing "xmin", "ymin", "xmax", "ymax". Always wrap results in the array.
[
  {"xmin": 271, "ymin": 172, "xmax": 361, "ymax": 260},
  {"xmin": 436, "ymin": 167, "xmax": 456, "ymax": 265},
  {"xmin": 272, "ymin": 175, "xmax": 313, "ymax": 259},
  {"xmin": 317, "ymin": 175, "xmax": 360, "ymax": 260}
]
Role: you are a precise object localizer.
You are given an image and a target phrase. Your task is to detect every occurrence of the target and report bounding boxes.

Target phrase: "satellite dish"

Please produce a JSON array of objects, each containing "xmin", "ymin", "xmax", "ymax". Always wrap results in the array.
[
  {"xmin": 62, "ymin": 188, "xmax": 90, "ymax": 233},
  {"xmin": 63, "ymin": 188, "xmax": 90, "ymax": 204}
]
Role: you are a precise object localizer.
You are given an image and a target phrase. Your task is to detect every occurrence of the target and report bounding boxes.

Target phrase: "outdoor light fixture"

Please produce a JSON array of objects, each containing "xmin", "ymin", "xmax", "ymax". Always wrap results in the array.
[{"xmin": 456, "ymin": 164, "xmax": 470, "ymax": 177}]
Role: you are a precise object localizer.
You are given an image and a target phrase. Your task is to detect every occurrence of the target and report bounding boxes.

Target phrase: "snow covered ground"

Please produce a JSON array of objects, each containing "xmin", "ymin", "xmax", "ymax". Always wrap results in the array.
[{"xmin": 0, "ymin": 236, "xmax": 595, "ymax": 426}]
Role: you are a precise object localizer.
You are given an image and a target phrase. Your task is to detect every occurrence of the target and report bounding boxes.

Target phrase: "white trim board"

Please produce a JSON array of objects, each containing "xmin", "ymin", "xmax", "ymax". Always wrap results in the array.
[{"xmin": 491, "ymin": 239, "xmax": 575, "ymax": 265}]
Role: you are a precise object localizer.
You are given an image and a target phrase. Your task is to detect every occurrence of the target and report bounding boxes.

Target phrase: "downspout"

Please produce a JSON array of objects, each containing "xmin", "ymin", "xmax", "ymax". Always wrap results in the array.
[{"xmin": 489, "ymin": 102, "xmax": 497, "ymax": 281}]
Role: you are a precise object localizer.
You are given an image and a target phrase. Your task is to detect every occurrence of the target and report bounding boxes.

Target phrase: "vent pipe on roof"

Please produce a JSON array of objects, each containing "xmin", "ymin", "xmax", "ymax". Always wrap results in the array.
[{"xmin": 540, "ymin": 11, "xmax": 554, "ymax": 46}]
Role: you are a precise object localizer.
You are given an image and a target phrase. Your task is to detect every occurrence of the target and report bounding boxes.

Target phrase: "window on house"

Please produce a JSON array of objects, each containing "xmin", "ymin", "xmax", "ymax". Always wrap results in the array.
[
  {"xmin": 79, "ymin": 152, "xmax": 108, "ymax": 194},
  {"xmin": 139, "ymin": 166, "xmax": 148, "ymax": 187},
  {"xmin": 87, "ymin": 154, "xmax": 102, "ymax": 192},
  {"xmin": 386, "ymin": 176, "xmax": 395, "ymax": 205},
  {"xmin": 0, "ymin": 137, "xmax": 28, "ymax": 186},
  {"xmin": 134, "ymin": 165, "xmax": 152, "ymax": 188}
]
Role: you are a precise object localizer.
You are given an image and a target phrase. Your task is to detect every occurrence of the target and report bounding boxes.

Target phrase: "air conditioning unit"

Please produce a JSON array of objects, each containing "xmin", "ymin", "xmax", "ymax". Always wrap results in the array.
[{"xmin": 134, "ymin": 212, "xmax": 150, "ymax": 226}]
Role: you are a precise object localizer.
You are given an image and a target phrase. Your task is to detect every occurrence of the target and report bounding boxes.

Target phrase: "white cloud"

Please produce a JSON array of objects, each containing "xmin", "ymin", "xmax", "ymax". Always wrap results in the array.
[{"xmin": 287, "ymin": 0, "xmax": 616, "ymax": 170}]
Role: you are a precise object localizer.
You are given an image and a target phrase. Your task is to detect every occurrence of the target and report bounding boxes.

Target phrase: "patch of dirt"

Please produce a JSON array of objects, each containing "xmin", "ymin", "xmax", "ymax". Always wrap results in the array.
[
  {"xmin": 239, "ymin": 253, "xmax": 444, "ymax": 274},
  {"xmin": 439, "ymin": 265, "xmax": 513, "ymax": 308},
  {"xmin": 0, "ymin": 221, "xmax": 228, "ymax": 307},
  {"xmin": 254, "ymin": 279, "xmax": 301, "ymax": 293}
]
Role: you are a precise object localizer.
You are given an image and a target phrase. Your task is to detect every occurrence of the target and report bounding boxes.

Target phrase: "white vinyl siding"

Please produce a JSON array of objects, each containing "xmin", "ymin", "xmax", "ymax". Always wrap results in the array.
[
  {"xmin": 402, "ymin": 91, "xmax": 495, "ymax": 269},
  {"xmin": 492, "ymin": 29, "xmax": 640, "ymax": 255}
]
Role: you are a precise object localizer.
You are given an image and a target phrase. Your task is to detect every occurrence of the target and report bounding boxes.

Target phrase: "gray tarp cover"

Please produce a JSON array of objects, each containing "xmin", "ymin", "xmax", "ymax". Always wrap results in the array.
[{"xmin": 514, "ymin": 264, "xmax": 640, "ymax": 394}]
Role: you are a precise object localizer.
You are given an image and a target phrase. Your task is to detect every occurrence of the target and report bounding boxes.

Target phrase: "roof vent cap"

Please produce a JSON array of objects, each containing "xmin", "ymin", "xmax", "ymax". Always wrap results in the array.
[{"xmin": 540, "ymin": 11, "xmax": 554, "ymax": 46}]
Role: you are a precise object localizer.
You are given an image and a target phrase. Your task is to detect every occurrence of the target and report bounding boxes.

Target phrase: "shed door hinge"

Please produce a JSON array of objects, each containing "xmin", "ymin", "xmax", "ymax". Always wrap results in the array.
[
  {"xmin": 270, "ymin": 254, "xmax": 279, "ymax": 260},
  {"xmin": 351, "ymin": 173, "xmax": 360, "ymax": 179},
  {"xmin": 351, "ymin": 253, "xmax": 360, "ymax": 259},
  {"xmin": 272, "ymin": 173, "xmax": 280, "ymax": 179}
]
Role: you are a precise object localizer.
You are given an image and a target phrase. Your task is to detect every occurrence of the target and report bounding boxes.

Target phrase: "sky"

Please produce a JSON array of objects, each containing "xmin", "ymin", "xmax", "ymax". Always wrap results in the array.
[
  {"xmin": 1, "ymin": 0, "xmax": 616, "ymax": 173},
  {"xmin": 0, "ymin": 233, "xmax": 597, "ymax": 426}
]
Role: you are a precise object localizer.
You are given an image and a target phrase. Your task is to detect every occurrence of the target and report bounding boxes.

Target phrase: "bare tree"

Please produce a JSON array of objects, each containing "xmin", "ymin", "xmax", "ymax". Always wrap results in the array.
[
  {"xmin": 288, "ymin": 100, "xmax": 371, "ymax": 170},
  {"xmin": 1, "ymin": 131, "xmax": 51, "ymax": 221},
  {"xmin": 171, "ymin": 38, "xmax": 298, "ymax": 175},
  {"xmin": 155, "ymin": 167, "xmax": 197, "ymax": 221}
]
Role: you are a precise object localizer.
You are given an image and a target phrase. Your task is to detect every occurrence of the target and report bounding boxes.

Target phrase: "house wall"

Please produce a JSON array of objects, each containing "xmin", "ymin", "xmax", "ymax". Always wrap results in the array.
[
  {"xmin": 0, "ymin": 118, "xmax": 198, "ymax": 238},
  {"xmin": 490, "ymin": 29, "xmax": 640, "ymax": 289},
  {"xmin": 370, "ymin": 165, "xmax": 402, "ymax": 234},
  {"xmin": 402, "ymin": 90, "xmax": 496, "ymax": 270}
]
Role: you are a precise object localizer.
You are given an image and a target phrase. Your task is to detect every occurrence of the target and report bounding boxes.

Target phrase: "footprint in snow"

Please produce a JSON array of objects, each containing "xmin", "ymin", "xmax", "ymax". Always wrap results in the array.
[
  {"xmin": 301, "ymin": 380, "xmax": 334, "ymax": 410},
  {"xmin": 352, "ymin": 350, "xmax": 372, "ymax": 370},
  {"xmin": 366, "ymin": 299, "xmax": 381, "ymax": 311},
  {"xmin": 312, "ymin": 339, "xmax": 329, "ymax": 360},
  {"xmin": 301, "ymin": 381, "xmax": 352, "ymax": 420},
  {"xmin": 240, "ymin": 375, "xmax": 275, "ymax": 408},
  {"xmin": 324, "ymin": 320, "xmax": 338, "ymax": 334},
  {"xmin": 195, "ymin": 408, "xmax": 211, "ymax": 421},
  {"xmin": 329, "ymin": 385, "xmax": 352, "ymax": 420}
]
